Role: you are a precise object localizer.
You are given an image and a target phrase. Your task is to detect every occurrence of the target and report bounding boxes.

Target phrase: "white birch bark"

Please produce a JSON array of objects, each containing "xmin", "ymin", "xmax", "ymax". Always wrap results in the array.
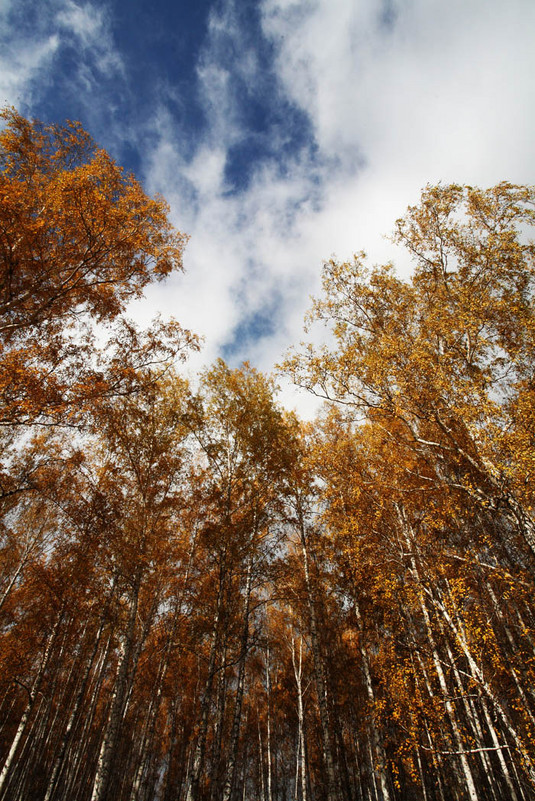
[
  {"xmin": 0, "ymin": 607, "xmax": 64, "ymax": 799},
  {"xmin": 265, "ymin": 645, "xmax": 273, "ymax": 801},
  {"xmin": 63, "ymin": 632, "xmax": 113, "ymax": 798},
  {"xmin": 481, "ymin": 700, "xmax": 521, "ymax": 801},
  {"xmin": 90, "ymin": 569, "xmax": 142, "ymax": 801},
  {"xmin": 291, "ymin": 636, "xmax": 308, "ymax": 801},
  {"xmin": 222, "ymin": 552, "xmax": 254, "ymax": 801},
  {"xmin": 427, "ymin": 588, "xmax": 535, "ymax": 787},
  {"xmin": 395, "ymin": 506, "xmax": 480, "ymax": 801},
  {"xmin": 296, "ymin": 500, "xmax": 341, "ymax": 801},
  {"xmin": 44, "ymin": 591, "xmax": 113, "ymax": 801},
  {"xmin": 353, "ymin": 601, "xmax": 391, "ymax": 801}
]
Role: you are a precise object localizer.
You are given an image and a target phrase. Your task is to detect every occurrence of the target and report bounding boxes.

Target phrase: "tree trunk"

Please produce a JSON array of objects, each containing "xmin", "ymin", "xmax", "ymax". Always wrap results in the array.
[
  {"xmin": 428, "ymin": 586, "xmax": 535, "ymax": 787},
  {"xmin": 90, "ymin": 569, "xmax": 142, "ymax": 801},
  {"xmin": 296, "ymin": 501, "xmax": 341, "ymax": 801},
  {"xmin": 395, "ymin": 505, "xmax": 480, "ymax": 801},
  {"xmin": 186, "ymin": 564, "xmax": 226, "ymax": 801},
  {"xmin": 222, "ymin": 553, "xmax": 254, "ymax": 801},
  {"xmin": 45, "ymin": 600, "xmax": 112, "ymax": 801},
  {"xmin": 0, "ymin": 606, "xmax": 65, "ymax": 800},
  {"xmin": 353, "ymin": 601, "xmax": 391, "ymax": 801},
  {"xmin": 291, "ymin": 635, "xmax": 308, "ymax": 801},
  {"xmin": 265, "ymin": 645, "xmax": 273, "ymax": 801}
]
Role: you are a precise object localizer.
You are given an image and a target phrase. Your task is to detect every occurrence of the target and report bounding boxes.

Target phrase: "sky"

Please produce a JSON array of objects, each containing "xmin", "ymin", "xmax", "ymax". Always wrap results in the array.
[{"xmin": 2, "ymin": 0, "xmax": 535, "ymax": 414}]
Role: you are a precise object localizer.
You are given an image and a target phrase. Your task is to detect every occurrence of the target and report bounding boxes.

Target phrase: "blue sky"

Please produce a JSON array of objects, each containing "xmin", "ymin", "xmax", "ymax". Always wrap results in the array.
[{"xmin": 2, "ymin": 0, "xmax": 535, "ymax": 414}]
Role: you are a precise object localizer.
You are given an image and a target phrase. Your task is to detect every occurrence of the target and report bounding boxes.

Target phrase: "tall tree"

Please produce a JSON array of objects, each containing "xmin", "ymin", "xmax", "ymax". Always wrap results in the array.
[
  {"xmin": 285, "ymin": 182, "xmax": 535, "ymax": 567},
  {"xmin": 183, "ymin": 360, "xmax": 293, "ymax": 801},
  {"xmin": 0, "ymin": 107, "xmax": 196, "ymax": 433}
]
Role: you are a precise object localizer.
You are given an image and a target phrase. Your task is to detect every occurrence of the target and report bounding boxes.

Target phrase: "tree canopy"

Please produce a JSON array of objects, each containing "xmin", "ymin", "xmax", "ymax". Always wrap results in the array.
[
  {"xmin": 0, "ymin": 107, "xmax": 197, "ymax": 430},
  {"xmin": 1, "ymin": 114, "xmax": 534, "ymax": 801}
]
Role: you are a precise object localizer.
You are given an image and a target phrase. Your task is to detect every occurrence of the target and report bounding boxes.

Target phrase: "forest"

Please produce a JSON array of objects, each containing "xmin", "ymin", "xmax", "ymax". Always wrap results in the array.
[{"xmin": 1, "ymin": 108, "xmax": 535, "ymax": 801}]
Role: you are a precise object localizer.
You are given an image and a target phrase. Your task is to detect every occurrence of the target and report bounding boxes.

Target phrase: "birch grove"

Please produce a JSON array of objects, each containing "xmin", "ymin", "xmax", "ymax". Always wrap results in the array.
[{"xmin": 2, "ymin": 112, "xmax": 535, "ymax": 799}]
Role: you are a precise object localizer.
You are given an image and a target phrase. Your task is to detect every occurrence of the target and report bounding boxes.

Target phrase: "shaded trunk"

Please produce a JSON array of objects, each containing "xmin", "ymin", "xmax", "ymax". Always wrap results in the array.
[
  {"xmin": 185, "ymin": 565, "xmax": 226, "ymax": 801},
  {"xmin": 45, "ymin": 596, "xmax": 113, "ymax": 801},
  {"xmin": 396, "ymin": 505, "xmax": 480, "ymax": 801},
  {"xmin": 296, "ymin": 501, "xmax": 341, "ymax": 801},
  {"xmin": 353, "ymin": 601, "xmax": 391, "ymax": 801},
  {"xmin": 0, "ymin": 606, "xmax": 65, "ymax": 800},
  {"xmin": 222, "ymin": 553, "xmax": 254, "ymax": 801},
  {"xmin": 90, "ymin": 569, "xmax": 143, "ymax": 801},
  {"xmin": 291, "ymin": 635, "xmax": 308, "ymax": 801}
]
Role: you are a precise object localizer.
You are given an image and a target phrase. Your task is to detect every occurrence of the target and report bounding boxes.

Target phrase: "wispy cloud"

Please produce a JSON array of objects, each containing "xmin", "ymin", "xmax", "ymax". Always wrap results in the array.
[
  {"xmin": 2, "ymin": 0, "xmax": 535, "ymax": 416},
  {"xmin": 139, "ymin": 1, "xmax": 323, "ymax": 371},
  {"xmin": 1, "ymin": 0, "xmax": 127, "ymax": 156},
  {"xmin": 0, "ymin": 1, "xmax": 60, "ymax": 107},
  {"xmin": 55, "ymin": 0, "xmax": 124, "ymax": 84},
  {"xmin": 139, "ymin": 0, "xmax": 535, "ymax": 413}
]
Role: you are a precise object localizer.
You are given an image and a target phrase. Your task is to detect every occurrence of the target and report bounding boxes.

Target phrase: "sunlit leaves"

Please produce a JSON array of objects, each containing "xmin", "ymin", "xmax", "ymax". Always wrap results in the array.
[{"xmin": 0, "ymin": 108, "xmax": 198, "ymax": 428}]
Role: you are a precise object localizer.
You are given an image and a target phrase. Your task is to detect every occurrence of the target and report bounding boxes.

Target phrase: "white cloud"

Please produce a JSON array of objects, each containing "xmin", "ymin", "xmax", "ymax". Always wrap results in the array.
[
  {"xmin": 141, "ymin": 0, "xmax": 535, "ymax": 415},
  {"xmin": 0, "ymin": 1, "xmax": 60, "ymax": 107},
  {"xmin": 0, "ymin": 0, "xmax": 124, "ymax": 127},
  {"xmin": 56, "ymin": 0, "xmax": 124, "ymax": 77},
  {"xmin": 184, "ymin": 146, "xmax": 228, "ymax": 197},
  {"xmin": 262, "ymin": 0, "xmax": 535, "ymax": 192},
  {"xmin": 56, "ymin": 0, "xmax": 104, "ymax": 42},
  {"xmin": 4, "ymin": 0, "xmax": 535, "ymax": 416}
]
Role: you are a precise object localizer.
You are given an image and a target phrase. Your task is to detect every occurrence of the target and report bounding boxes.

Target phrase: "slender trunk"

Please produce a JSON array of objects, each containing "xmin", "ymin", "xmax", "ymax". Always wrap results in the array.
[
  {"xmin": 441, "ymin": 632, "xmax": 498, "ymax": 800},
  {"xmin": 418, "ymin": 592, "xmax": 480, "ymax": 799},
  {"xmin": 481, "ymin": 699, "xmax": 521, "ymax": 801},
  {"xmin": 208, "ymin": 644, "xmax": 228, "ymax": 801},
  {"xmin": 409, "ymin": 644, "xmax": 448, "ymax": 801},
  {"xmin": 396, "ymin": 505, "xmax": 480, "ymax": 801},
  {"xmin": 133, "ymin": 537, "xmax": 199, "ymax": 801},
  {"xmin": 8, "ymin": 694, "xmax": 46, "ymax": 801},
  {"xmin": 162, "ymin": 694, "xmax": 182, "ymax": 801},
  {"xmin": 90, "ymin": 569, "xmax": 142, "ymax": 801},
  {"xmin": 353, "ymin": 601, "xmax": 391, "ymax": 801},
  {"xmin": 45, "ymin": 608, "xmax": 109, "ymax": 801},
  {"xmin": 14, "ymin": 625, "xmax": 75, "ymax": 801},
  {"xmin": 0, "ymin": 607, "xmax": 65, "ymax": 799},
  {"xmin": 129, "ymin": 643, "xmax": 168, "ymax": 801},
  {"xmin": 0, "ymin": 526, "xmax": 45, "ymax": 615},
  {"xmin": 503, "ymin": 494, "xmax": 535, "ymax": 565},
  {"xmin": 222, "ymin": 553, "xmax": 254, "ymax": 801},
  {"xmin": 296, "ymin": 502, "xmax": 340, "ymax": 801},
  {"xmin": 258, "ymin": 710, "xmax": 265, "ymax": 801},
  {"xmin": 186, "ymin": 566, "xmax": 226, "ymax": 801},
  {"xmin": 265, "ymin": 646, "xmax": 273, "ymax": 801},
  {"xmin": 240, "ymin": 709, "xmax": 250, "ymax": 801},
  {"xmin": 366, "ymin": 738, "xmax": 380, "ymax": 801},
  {"xmin": 486, "ymin": 582, "xmax": 535, "ymax": 731},
  {"xmin": 347, "ymin": 721, "xmax": 365, "ymax": 801},
  {"xmin": 428, "ymin": 586, "xmax": 535, "ymax": 786},
  {"xmin": 63, "ymin": 631, "xmax": 113, "ymax": 798},
  {"xmin": 291, "ymin": 636, "xmax": 308, "ymax": 801}
]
